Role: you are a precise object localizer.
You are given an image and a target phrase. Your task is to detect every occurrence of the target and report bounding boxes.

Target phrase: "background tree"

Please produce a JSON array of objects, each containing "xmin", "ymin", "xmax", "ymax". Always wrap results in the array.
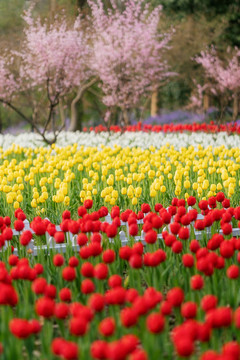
[
  {"xmin": 0, "ymin": 9, "xmax": 95, "ymax": 141},
  {"xmin": 193, "ymin": 47, "xmax": 240, "ymax": 121},
  {"xmin": 89, "ymin": 0, "xmax": 173, "ymax": 125},
  {"xmin": 148, "ymin": 0, "xmax": 239, "ymax": 113}
]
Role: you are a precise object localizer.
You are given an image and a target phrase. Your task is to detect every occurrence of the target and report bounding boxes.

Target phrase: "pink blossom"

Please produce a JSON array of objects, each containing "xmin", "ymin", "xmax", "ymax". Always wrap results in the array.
[
  {"xmin": 195, "ymin": 47, "xmax": 240, "ymax": 93},
  {"xmin": 18, "ymin": 10, "xmax": 94, "ymax": 100},
  {"xmin": 89, "ymin": 0, "xmax": 173, "ymax": 110},
  {"xmin": 0, "ymin": 57, "xmax": 18, "ymax": 100}
]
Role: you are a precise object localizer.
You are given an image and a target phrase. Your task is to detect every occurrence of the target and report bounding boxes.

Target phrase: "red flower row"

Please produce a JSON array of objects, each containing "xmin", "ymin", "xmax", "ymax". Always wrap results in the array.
[{"xmin": 82, "ymin": 122, "xmax": 240, "ymax": 134}]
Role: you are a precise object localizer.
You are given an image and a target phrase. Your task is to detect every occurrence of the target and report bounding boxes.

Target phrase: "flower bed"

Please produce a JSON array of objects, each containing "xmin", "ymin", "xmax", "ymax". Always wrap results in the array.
[
  {"xmin": 0, "ymin": 139, "xmax": 239, "ymax": 222},
  {"xmin": 0, "ymin": 197, "xmax": 240, "ymax": 359},
  {"xmin": 0, "ymin": 132, "xmax": 239, "ymax": 358}
]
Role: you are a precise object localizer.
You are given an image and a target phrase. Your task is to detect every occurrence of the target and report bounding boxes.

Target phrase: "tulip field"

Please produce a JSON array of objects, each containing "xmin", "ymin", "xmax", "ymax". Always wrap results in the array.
[{"xmin": 1, "ymin": 130, "xmax": 240, "ymax": 360}]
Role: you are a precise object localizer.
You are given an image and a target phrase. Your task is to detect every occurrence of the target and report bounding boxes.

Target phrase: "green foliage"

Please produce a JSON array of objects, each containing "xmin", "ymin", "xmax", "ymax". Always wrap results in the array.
[
  {"xmin": 0, "ymin": 0, "xmax": 25, "ymax": 47},
  {"xmin": 224, "ymin": 10, "xmax": 240, "ymax": 47},
  {"xmin": 0, "ymin": 0, "xmax": 25, "ymax": 31},
  {"xmin": 153, "ymin": 0, "xmax": 239, "ymax": 46},
  {"xmin": 152, "ymin": 0, "xmax": 238, "ymax": 16},
  {"xmin": 148, "ymin": 0, "xmax": 239, "ymax": 110}
]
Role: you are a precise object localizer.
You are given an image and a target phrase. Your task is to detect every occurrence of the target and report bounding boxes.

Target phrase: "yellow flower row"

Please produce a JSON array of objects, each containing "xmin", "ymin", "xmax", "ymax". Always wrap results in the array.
[{"xmin": 0, "ymin": 143, "xmax": 240, "ymax": 219}]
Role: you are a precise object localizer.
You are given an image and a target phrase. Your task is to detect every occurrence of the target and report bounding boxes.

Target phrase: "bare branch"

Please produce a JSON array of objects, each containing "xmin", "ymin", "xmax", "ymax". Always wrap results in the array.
[
  {"xmin": 0, "ymin": 98, "xmax": 60, "ymax": 145},
  {"xmin": 42, "ymin": 77, "xmax": 60, "ymax": 135},
  {"xmin": 68, "ymin": 77, "xmax": 99, "ymax": 132},
  {"xmin": 0, "ymin": 98, "xmax": 42, "ymax": 136},
  {"xmin": 75, "ymin": 77, "xmax": 99, "ymax": 104}
]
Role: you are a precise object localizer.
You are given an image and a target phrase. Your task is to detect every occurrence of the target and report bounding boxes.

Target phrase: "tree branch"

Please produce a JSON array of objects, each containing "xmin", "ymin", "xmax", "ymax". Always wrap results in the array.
[
  {"xmin": 74, "ymin": 77, "xmax": 99, "ymax": 105},
  {"xmin": 43, "ymin": 77, "xmax": 60, "ymax": 135},
  {"xmin": 0, "ymin": 98, "xmax": 58, "ymax": 145},
  {"xmin": 68, "ymin": 77, "xmax": 99, "ymax": 132},
  {"xmin": 0, "ymin": 98, "xmax": 42, "ymax": 135}
]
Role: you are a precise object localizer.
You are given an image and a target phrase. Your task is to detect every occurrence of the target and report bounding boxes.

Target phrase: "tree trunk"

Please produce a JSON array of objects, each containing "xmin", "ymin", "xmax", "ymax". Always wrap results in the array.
[
  {"xmin": 203, "ymin": 93, "xmax": 210, "ymax": 113},
  {"xmin": 77, "ymin": 100, "xmax": 84, "ymax": 131},
  {"xmin": 50, "ymin": 0, "xmax": 56, "ymax": 19},
  {"xmin": 68, "ymin": 78, "xmax": 98, "ymax": 132},
  {"xmin": 233, "ymin": 92, "xmax": 239, "ymax": 122},
  {"xmin": 69, "ymin": 95, "xmax": 81, "ymax": 132},
  {"xmin": 123, "ymin": 109, "xmax": 129, "ymax": 126},
  {"xmin": 32, "ymin": 100, "xmax": 38, "ymax": 133},
  {"xmin": 151, "ymin": 90, "xmax": 158, "ymax": 117},
  {"xmin": 69, "ymin": 96, "xmax": 85, "ymax": 132},
  {"xmin": 59, "ymin": 99, "xmax": 66, "ymax": 130}
]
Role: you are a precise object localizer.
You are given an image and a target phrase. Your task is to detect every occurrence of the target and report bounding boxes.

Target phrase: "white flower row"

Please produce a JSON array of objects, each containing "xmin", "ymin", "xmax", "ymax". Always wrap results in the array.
[{"xmin": 0, "ymin": 130, "xmax": 239, "ymax": 150}]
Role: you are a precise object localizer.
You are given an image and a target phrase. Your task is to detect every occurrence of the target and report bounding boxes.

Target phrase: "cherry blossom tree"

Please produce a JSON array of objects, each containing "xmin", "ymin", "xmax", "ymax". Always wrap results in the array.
[
  {"xmin": 0, "ymin": 9, "xmax": 96, "ymax": 142},
  {"xmin": 0, "ymin": 58, "xmax": 18, "ymax": 100},
  {"xmin": 193, "ymin": 47, "xmax": 240, "ymax": 121},
  {"xmin": 89, "ymin": 0, "xmax": 174, "ymax": 125}
]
